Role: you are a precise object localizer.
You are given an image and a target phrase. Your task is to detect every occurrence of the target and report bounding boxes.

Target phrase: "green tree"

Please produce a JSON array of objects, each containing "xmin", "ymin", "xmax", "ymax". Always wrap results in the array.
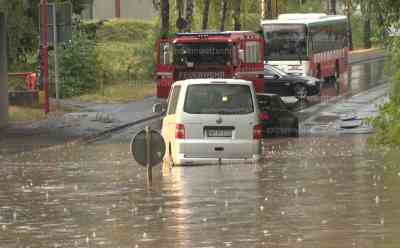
[
  {"xmin": 184, "ymin": 0, "xmax": 194, "ymax": 32},
  {"xmin": 202, "ymin": 0, "xmax": 211, "ymax": 30},
  {"xmin": 220, "ymin": 0, "xmax": 228, "ymax": 31},
  {"xmin": 233, "ymin": 0, "xmax": 242, "ymax": 31}
]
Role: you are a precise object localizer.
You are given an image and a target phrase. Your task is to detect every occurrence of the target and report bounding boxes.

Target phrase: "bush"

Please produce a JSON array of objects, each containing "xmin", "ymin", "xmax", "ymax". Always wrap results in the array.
[
  {"xmin": 57, "ymin": 30, "xmax": 98, "ymax": 98},
  {"xmin": 370, "ymin": 38, "xmax": 400, "ymax": 145},
  {"xmin": 77, "ymin": 20, "xmax": 103, "ymax": 40},
  {"xmin": 95, "ymin": 19, "xmax": 156, "ymax": 43}
]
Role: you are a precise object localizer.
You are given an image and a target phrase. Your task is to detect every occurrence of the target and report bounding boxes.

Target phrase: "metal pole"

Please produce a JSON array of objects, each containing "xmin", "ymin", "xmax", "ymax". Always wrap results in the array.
[
  {"xmin": 145, "ymin": 126, "xmax": 152, "ymax": 185},
  {"xmin": 41, "ymin": 0, "xmax": 50, "ymax": 114},
  {"xmin": 53, "ymin": 4, "xmax": 59, "ymax": 102}
]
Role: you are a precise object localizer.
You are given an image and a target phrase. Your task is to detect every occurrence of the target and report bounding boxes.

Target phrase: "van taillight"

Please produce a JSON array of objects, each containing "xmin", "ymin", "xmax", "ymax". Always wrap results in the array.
[
  {"xmin": 175, "ymin": 124, "xmax": 186, "ymax": 139},
  {"xmin": 253, "ymin": 124, "xmax": 263, "ymax": 140}
]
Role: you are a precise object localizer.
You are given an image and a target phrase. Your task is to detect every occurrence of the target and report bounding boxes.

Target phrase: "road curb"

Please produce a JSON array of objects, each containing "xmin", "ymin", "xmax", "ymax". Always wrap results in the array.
[
  {"xmin": 349, "ymin": 49, "xmax": 385, "ymax": 65},
  {"xmin": 81, "ymin": 113, "xmax": 164, "ymax": 143}
]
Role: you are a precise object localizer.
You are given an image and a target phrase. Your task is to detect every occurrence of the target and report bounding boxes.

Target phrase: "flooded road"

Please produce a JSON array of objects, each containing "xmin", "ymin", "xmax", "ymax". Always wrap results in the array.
[
  {"xmin": 0, "ymin": 58, "xmax": 396, "ymax": 247},
  {"xmin": 1, "ymin": 134, "xmax": 399, "ymax": 248}
]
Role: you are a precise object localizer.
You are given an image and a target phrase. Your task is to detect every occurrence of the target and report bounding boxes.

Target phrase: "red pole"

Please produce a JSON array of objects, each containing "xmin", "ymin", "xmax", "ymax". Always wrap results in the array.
[{"xmin": 41, "ymin": 0, "xmax": 50, "ymax": 114}]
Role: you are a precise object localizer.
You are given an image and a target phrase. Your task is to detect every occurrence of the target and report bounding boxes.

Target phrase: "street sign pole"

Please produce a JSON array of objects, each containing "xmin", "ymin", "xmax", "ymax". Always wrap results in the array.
[
  {"xmin": 145, "ymin": 126, "xmax": 153, "ymax": 186},
  {"xmin": 52, "ymin": 4, "xmax": 60, "ymax": 102},
  {"xmin": 41, "ymin": 0, "xmax": 50, "ymax": 114}
]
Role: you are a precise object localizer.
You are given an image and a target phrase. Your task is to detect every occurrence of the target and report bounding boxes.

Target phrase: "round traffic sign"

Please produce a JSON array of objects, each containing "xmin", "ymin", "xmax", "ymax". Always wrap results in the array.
[{"xmin": 131, "ymin": 129, "xmax": 166, "ymax": 167}]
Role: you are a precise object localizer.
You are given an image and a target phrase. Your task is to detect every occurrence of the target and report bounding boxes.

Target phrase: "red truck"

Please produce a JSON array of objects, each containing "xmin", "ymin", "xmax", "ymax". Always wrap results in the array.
[{"xmin": 156, "ymin": 31, "xmax": 265, "ymax": 98}]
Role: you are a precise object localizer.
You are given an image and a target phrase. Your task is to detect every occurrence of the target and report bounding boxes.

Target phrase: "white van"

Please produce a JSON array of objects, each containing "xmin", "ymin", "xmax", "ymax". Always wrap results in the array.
[{"xmin": 157, "ymin": 79, "xmax": 262, "ymax": 166}]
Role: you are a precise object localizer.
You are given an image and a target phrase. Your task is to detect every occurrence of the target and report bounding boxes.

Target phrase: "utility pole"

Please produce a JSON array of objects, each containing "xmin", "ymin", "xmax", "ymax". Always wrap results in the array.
[{"xmin": 41, "ymin": 0, "xmax": 50, "ymax": 114}]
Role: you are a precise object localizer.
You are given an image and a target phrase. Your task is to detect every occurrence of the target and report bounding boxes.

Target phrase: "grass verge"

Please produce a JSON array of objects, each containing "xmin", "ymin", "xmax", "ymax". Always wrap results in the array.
[
  {"xmin": 8, "ymin": 92, "xmax": 75, "ymax": 124},
  {"xmin": 75, "ymin": 81, "xmax": 156, "ymax": 104}
]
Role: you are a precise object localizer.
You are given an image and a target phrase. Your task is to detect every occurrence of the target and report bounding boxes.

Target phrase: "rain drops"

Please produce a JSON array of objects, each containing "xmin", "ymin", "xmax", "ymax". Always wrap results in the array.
[{"xmin": 375, "ymin": 195, "xmax": 380, "ymax": 205}]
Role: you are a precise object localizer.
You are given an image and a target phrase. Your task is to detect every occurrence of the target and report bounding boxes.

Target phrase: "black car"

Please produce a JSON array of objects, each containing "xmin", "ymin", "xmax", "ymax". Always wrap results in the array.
[
  {"xmin": 257, "ymin": 93, "xmax": 299, "ymax": 137},
  {"xmin": 264, "ymin": 64, "xmax": 321, "ymax": 100}
]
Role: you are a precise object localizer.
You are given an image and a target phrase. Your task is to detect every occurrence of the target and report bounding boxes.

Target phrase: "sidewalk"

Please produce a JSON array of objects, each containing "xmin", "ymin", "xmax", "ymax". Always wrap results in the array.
[
  {"xmin": 0, "ymin": 96, "xmax": 162, "ymax": 155},
  {"xmin": 301, "ymin": 83, "xmax": 389, "ymax": 135}
]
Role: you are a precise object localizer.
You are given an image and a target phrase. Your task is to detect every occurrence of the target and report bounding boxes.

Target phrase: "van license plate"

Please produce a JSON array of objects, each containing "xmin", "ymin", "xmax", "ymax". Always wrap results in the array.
[{"xmin": 207, "ymin": 129, "xmax": 232, "ymax": 137}]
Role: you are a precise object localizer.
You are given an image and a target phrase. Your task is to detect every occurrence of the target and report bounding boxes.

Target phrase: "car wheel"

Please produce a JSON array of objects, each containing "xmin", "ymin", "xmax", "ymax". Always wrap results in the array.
[{"xmin": 293, "ymin": 84, "xmax": 308, "ymax": 100}]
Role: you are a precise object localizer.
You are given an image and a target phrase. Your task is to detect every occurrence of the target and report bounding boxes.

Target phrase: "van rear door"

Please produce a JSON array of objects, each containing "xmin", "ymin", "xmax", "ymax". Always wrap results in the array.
[{"xmin": 182, "ymin": 83, "xmax": 257, "ymax": 140}]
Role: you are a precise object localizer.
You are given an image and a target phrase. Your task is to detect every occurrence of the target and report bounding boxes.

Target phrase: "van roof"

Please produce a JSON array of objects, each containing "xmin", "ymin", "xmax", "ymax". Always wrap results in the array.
[{"xmin": 173, "ymin": 79, "xmax": 253, "ymax": 86}]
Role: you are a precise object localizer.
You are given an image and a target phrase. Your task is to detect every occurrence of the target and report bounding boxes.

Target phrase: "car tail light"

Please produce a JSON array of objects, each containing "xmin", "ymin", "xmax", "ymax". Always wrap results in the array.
[
  {"xmin": 253, "ymin": 124, "xmax": 263, "ymax": 140},
  {"xmin": 259, "ymin": 112, "xmax": 271, "ymax": 121},
  {"xmin": 175, "ymin": 124, "xmax": 185, "ymax": 139}
]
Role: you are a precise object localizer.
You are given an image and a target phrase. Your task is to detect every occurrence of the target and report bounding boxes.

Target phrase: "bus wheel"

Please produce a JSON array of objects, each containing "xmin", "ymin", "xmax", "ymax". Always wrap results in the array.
[
  {"xmin": 335, "ymin": 60, "xmax": 340, "ymax": 78},
  {"xmin": 316, "ymin": 64, "xmax": 322, "ymax": 79},
  {"xmin": 293, "ymin": 84, "xmax": 308, "ymax": 100}
]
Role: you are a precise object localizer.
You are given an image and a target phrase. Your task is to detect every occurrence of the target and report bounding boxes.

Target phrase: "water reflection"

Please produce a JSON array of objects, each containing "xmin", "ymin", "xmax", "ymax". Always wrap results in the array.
[{"xmin": 2, "ymin": 134, "xmax": 398, "ymax": 247}]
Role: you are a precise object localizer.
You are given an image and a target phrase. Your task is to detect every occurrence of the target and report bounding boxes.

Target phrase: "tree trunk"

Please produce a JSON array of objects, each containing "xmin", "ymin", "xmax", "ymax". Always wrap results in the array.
[
  {"xmin": 220, "ymin": 0, "xmax": 228, "ymax": 31},
  {"xmin": 161, "ymin": 0, "xmax": 169, "ymax": 37},
  {"xmin": 184, "ymin": 0, "xmax": 194, "ymax": 32},
  {"xmin": 345, "ymin": 0, "xmax": 353, "ymax": 50},
  {"xmin": 176, "ymin": 0, "xmax": 184, "ymax": 32},
  {"xmin": 202, "ymin": 0, "xmax": 211, "ymax": 30},
  {"xmin": 233, "ymin": 0, "xmax": 241, "ymax": 31},
  {"xmin": 361, "ymin": 2, "xmax": 372, "ymax": 49},
  {"xmin": 327, "ymin": 0, "xmax": 336, "ymax": 15}
]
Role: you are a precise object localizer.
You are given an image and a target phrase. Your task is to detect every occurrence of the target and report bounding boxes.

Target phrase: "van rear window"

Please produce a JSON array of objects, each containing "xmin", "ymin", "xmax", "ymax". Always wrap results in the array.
[{"xmin": 184, "ymin": 84, "xmax": 254, "ymax": 115}]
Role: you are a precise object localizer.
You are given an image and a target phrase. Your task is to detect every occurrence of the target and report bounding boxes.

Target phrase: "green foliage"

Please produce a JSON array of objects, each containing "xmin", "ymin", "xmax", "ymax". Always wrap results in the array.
[
  {"xmin": 371, "ymin": 38, "xmax": 400, "ymax": 145},
  {"xmin": 3, "ymin": 1, "xmax": 38, "ymax": 68},
  {"xmin": 57, "ymin": 30, "xmax": 97, "ymax": 98},
  {"xmin": 96, "ymin": 19, "xmax": 156, "ymax": 43},
  {"xmin": 370, "ymin": 101, "xmax": 400, "ymax": 146},
  {"xmin": 282, "ymin": 0, "xmax": 324, "ymax": 13}
]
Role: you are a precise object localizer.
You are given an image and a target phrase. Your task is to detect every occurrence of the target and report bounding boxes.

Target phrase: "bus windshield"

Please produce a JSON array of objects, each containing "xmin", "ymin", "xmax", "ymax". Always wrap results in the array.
[
  {"xmin": 263, "ymin": 24, "xmax": 307, "ymax": 61},
  {"xmin": 174, "ymin": 42, "xmax": 232, "ymax": 66}
]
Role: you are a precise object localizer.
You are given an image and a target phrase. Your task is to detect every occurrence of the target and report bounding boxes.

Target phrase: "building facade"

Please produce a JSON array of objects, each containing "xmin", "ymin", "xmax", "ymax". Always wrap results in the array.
[
  {"xmin": 81, "ymin": 0, "xmax": 157, "ymax": 21},
  {"xmin": 0, "ymin": 12, "xmax": 8, "ymax": 128}
]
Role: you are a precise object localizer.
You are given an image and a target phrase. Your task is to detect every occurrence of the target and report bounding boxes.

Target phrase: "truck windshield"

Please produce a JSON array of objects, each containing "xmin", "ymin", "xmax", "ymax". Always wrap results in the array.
[
  {"xmin": 184, "ymin": 84, "xmax": 254, "ymax": 115},
  {"xmin": 174, "ymin": 43, "xmax": 232, "ymax": 66},
  {"xmin": 263, "ymin": 24, "xmax": 307, "ymax": 61}
]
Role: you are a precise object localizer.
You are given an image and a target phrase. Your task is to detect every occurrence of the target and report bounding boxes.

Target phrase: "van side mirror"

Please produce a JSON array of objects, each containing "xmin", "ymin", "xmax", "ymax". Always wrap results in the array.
[
  {"xmin": 273, "ymin": 74, "xmax": 280, "ymax": 80},
  {"xmin": 153, "ymin": 103, "xmax": 166, "ymax": 113}
]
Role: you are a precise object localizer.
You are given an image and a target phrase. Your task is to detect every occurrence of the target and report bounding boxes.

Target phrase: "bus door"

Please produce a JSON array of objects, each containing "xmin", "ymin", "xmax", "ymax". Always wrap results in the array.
[{"xmin": 156, "ymin": 39, "xmax": 174, "ymax": 98}]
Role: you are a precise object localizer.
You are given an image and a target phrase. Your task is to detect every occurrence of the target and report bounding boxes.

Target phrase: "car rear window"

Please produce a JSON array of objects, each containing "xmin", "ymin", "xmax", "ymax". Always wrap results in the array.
[{"xmin": 184, "ymin": 84, "xmax": 254, "ymax": 115}]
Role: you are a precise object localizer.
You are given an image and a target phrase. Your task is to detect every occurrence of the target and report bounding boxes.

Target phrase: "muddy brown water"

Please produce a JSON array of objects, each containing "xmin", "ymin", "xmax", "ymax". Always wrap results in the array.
[{"xmin": 1, "ymin": 134, "xmax": 399, "ymax": 248}]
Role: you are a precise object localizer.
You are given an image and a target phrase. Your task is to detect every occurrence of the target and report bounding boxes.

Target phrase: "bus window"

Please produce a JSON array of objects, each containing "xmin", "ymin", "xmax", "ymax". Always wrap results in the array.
[{"xmin": 263, "ymin": 24, "xmax": 307, "ymax": 61}]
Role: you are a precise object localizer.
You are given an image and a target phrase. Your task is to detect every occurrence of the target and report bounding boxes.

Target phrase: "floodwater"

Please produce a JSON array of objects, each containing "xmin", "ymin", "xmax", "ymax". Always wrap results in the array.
[
  {"xmin": 1, "ymin": 134, "xmax": 400, "ymax": 248},
  {"xmin": 0, "ymin": 58, "xmax": 394, "ymax": 247}
]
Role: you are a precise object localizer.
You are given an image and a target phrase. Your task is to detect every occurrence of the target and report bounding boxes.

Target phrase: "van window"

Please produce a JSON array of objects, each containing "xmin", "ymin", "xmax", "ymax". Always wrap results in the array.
[
  {"xmin": 184, "ymin": 84, "xmax": 254, "ymax": 115},
  {"xmin": 167, "ymin": 85, "xmax": 181, "ymax": 115}
]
